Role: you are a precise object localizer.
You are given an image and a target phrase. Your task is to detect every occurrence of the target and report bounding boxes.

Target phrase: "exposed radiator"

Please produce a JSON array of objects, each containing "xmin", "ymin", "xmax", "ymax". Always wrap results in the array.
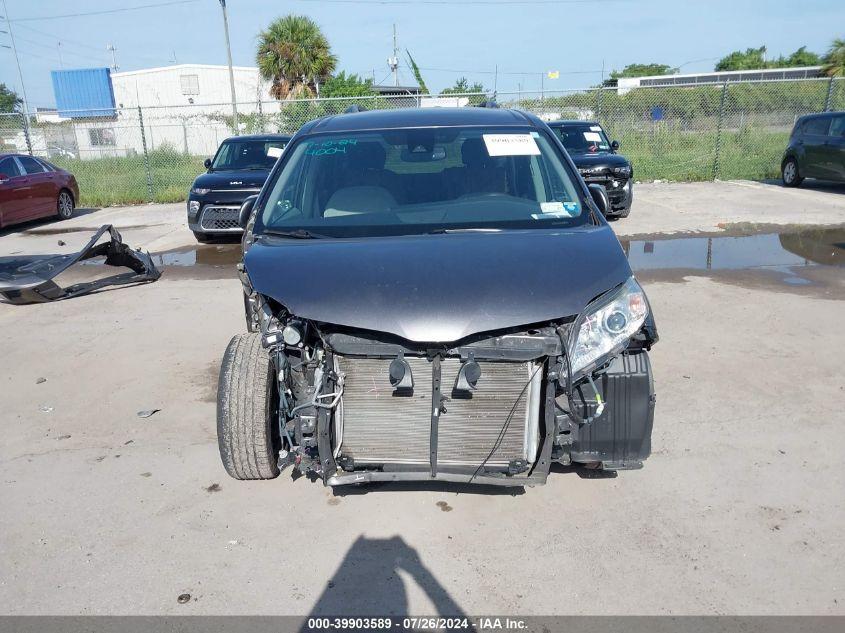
[{"xmin": 335, "ymin": 356, "xmax": 542, "ymax": 468}]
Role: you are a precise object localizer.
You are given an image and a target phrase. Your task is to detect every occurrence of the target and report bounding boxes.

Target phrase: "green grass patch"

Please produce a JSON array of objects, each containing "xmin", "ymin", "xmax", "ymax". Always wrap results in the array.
[
  {"xmin": 49, "ymin": 128, "xmax": 789, "ymax": 207},
  {"xmin": 52, "ymin": 148, "xmax": 205, "ymax": 207}
]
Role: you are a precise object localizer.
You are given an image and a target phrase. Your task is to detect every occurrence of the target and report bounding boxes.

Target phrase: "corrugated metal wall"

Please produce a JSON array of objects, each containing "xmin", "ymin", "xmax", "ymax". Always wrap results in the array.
[{"xmin": 51, "ymin": 68, "xmax": 116, "ymax": 119}]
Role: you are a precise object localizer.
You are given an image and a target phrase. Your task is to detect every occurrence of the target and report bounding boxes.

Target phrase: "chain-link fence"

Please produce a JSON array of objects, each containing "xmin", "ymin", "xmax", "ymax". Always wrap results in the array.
[{"xmin": 1, "ymin": 77, "xmax": 842, "ymax": 207}]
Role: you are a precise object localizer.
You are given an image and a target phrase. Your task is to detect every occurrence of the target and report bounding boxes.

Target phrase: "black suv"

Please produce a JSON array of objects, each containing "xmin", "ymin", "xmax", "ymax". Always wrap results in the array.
[
  {"xmin": 782, "ymin": 112, "xmax": 845, "ymax": 187},
  {"xmin": 215, "ymin": 107, "xmax": 658, "ymax": 490},
  {"xmin": 547, "ymin": 120, "xmax": 633, "ymax": 218},
  {"xmin": 187, "ymin": 134, "xmax": 290, "ymax": 242}
]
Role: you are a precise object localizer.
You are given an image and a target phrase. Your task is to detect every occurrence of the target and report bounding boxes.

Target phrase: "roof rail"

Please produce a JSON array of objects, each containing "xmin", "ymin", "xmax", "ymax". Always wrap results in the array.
[
  {"xmin": 344, "ymin": 104, "xmax": 367, "ymax": 114},
  {"xmin": 474, "ymin": 100, "xmax": 500, "ymax": 109}
]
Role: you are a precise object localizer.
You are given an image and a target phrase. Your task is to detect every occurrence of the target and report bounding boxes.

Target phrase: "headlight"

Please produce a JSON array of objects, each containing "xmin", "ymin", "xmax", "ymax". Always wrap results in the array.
[
  {"xmin": 569, "ymin": 277, "xmax": 648, "ymax": 378},
  {"xmin": 613, "ymin": 166, "xmax": 632, "ymax": 177},
  {"xmin": 191, "ymin": 187, "xmax": 211, "ymax": 195},
  {"xmin": 188, "ymin": 200, "xmax": 200, "ymax": 213}
]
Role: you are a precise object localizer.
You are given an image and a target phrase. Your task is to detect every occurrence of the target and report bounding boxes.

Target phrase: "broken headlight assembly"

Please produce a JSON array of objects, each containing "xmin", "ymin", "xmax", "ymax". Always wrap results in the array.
[{"xmin": 568, "ymin": 276, "xmax": 648, "ymax": 380}]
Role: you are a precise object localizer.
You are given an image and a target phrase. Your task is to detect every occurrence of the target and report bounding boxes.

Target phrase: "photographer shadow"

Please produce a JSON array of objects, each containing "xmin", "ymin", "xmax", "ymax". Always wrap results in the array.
[{"xmin": 304, "ymin": 535, "xmax": 470, "ymax": 624}]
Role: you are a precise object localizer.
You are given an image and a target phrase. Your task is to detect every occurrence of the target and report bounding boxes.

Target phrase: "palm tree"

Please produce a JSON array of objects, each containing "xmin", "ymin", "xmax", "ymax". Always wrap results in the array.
[
  {"xmin": 821, "ymin": 38, "xmax": 845, "ymax": 77},
  {"xmin": 257, "ymin": 15, "xmax": 337, "ymax": 99}
]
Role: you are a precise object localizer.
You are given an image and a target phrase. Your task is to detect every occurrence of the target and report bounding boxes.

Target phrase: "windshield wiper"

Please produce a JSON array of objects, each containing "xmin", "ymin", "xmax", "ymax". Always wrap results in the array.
[
  {"xmin": 426, "ymin": 227, "xmax": 502, "ymax": 234},
  {"xmin": 262, "ymin": 228, "xmax": 331, "ymax": 240}
]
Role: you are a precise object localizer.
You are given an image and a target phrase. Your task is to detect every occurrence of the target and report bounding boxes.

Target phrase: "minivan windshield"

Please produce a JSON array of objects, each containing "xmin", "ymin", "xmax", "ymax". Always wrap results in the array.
[
  {"xmin": 552, "ymin": 124, "xmax": 611, "ymax": 154},
  {"xmin": 211, "ymin": 139, "xmax": 287, "ymax": 171},
  {"xmin": 257, "ymin": 126, "xmax": 587, "ymax": 238}
]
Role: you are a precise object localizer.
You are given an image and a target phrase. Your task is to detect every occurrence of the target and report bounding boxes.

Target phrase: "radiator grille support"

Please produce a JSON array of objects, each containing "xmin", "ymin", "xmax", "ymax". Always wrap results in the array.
[
  {"xmin": 334, "ymin": 356, "xmax": 542, "ymax": 469},
  {"xmin": 199, "ymin": 205, "xmax": 241, "ymax": 232}
]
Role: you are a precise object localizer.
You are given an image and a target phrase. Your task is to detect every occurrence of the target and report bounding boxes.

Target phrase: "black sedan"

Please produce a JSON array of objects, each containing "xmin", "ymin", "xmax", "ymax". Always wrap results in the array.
[
  {"xmin": 187, "ymin": 134, "xmax": 290, "ymax": 242},
  {"xmin": 547, "ymin": 121, "xmax": 633, "ymax": 218}
]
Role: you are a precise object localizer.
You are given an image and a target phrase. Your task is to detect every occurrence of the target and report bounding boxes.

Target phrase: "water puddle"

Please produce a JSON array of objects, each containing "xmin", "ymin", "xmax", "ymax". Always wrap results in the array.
[
  {"xmin": 152, "ymin": 244, "xmax": 241, "ymax": 268},
  {"xmin": 624, "ymin": 227, "xmax": 844, "ymax": 296}
]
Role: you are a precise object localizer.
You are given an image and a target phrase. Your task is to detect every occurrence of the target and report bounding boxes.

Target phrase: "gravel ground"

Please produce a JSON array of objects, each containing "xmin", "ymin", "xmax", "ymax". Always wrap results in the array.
[{"xmin": 1, "ymin": 180, "xmax": 844, "ymax": 615}]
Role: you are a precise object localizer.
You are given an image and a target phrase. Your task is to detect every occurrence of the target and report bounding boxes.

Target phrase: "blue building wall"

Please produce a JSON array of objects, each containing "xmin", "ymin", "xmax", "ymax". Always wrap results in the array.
[{"xmin": 51, "ymin": 68, "xmax": 116, "ymax": 118}]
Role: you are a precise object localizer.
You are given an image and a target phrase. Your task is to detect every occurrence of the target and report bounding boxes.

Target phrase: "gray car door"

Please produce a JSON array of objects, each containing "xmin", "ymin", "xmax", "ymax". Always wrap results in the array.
[
  {"xmin": 827, "ymin": 115, "xmax": 845, "ymax": 181},
  {"xmin": 801, "ymin": 116, "xmax": 832, "ymax": 179}
]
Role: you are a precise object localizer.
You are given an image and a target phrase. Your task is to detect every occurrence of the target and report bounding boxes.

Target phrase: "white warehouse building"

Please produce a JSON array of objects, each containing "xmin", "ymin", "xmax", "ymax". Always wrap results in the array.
[
  {"xmin": 48, "ymin": 64, "xmax": 283, "ymax": 159},
  {"xmin": 110, "ymin": 63, "xmax": 272, "ymax": 110}
]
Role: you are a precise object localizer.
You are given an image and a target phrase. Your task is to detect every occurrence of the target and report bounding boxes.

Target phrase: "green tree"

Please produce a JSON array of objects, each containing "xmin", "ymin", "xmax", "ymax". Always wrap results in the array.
[
  {"xmin": 0, "ymin": 83, "xmax": 21, "ymax": 113},
  {"xmin": 441, "ymin": 77, "xmax": 485, "ymax": 95},
  {"xmin": 716, "ymin": 45, "xmax": 821, "ymax": 71},
  {"xmin": 822, "ymin": 38, "xmax": 845, "ymax": 77},
  {"xmin": 783, "ymin": 46, "xmax": 821, "ymax": 67},
  {"xmin": 610, "ymin": 63, "xmax": 677, "ymax": 79},
  {"xmin": 715, "ymin": 46, "xmax": 769, "ymax": 71},
  {"xmin": 256, "ymin": 14, "xmax": 337, "ymax": 100},
  {"xmin": 321, "ymin": 71, "xmax": 376, "ymax": 98},
  {"xmin": 603, "ymin": 63, "xmax": 677, "ymax": 86}
]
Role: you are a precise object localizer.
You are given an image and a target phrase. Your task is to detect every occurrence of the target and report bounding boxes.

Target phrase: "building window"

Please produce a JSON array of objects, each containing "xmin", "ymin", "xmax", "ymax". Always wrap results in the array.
[
  {"xmin": 180, "ymin": 74, "xmax": 200, "ymax": 95},
  {"xmin": 89, "ymin": 128, "xmax": 116, "ymax": 146}
]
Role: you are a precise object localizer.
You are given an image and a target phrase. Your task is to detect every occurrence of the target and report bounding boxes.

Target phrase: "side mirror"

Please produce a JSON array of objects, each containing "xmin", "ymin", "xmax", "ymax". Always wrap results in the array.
[
  {"xmin": 587, "ymin": 183, "xmax": 609, "ymax": 216},
  {"xmin": 610, "ymin": 140, "xmax": 620, "ymax": 151},
  {"xmin": 238, "ymin": 194, "xmax": 258, "ymax": 229},
  {"xmin": 203, "ymin": 158, "xmax": 212, "ymax": 169}
]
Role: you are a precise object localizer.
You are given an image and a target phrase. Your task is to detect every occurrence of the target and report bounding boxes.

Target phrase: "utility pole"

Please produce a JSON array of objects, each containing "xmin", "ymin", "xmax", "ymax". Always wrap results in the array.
[
  {"xmin": 1, "ymin": 0, "xmax": 31, "ymax": 154},
  {"xmin": 57, "ymin": 41, "xmax": 64, "ymax": 68},
  {"xmin": 218, "ymin": 0, "xmax": 239, "ymax": 133},
  {"xmin": 388, "ymin": 24, "xmax": 399, "ymax": 87},
  {"xmin": 107, "ymin": 43, "xmax": 119, "ymax": 71}
]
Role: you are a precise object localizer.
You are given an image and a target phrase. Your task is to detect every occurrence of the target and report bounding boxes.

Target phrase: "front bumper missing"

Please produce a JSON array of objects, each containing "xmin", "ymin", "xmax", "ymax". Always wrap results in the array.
[{"xmin": 0, "ymin": 224, "xmax": 160, "ymax": 305}]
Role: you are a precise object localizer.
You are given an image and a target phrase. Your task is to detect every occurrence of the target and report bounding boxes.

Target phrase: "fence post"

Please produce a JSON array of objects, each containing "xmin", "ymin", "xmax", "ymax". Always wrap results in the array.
[
  {"xmin": 712, "ymin": 82, "xmax": 728, "ymax": 181},
  {"xmin": 20, "ymin": 111, "xmax": 32, "ymax": 155},
  {"xmin": 596, "ymin": 87, "xmax": 603, "ymax": 122},
  {"xmin": 824, "ymin": 77, "xmax": 835, "ymax": 111},
  {"xmin": 137, "ymin": 106, "xmax": 154, "ymax": 202}
]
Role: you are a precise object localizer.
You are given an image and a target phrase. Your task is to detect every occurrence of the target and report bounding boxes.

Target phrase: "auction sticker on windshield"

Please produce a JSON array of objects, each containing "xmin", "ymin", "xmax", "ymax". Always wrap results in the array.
[
  {"xmin": 267, "ymin": 146, "xmax": 284, "ymax": 158},
  {"xmin": 483, "ymin": 133, "xmax": 541, "ymax": 156}
]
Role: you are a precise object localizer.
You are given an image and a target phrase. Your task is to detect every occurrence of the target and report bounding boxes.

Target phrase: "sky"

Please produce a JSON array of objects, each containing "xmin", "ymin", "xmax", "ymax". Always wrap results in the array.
[{"xmin": 1, "ymin": 0, "xmax": 843, "ymax": 109}]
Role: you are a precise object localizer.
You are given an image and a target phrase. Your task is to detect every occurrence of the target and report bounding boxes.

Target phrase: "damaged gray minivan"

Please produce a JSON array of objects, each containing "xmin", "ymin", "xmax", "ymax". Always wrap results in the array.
[{"xmin": 217, "ymin": 106, "xmax": 658, "ymax": 488}]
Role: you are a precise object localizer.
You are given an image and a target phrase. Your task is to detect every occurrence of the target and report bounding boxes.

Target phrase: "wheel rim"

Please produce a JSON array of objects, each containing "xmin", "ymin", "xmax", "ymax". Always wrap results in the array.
[
  {"xmin": 59, "ymin": 192, "xmax": 73, "ymax": 217},
  {"xmin": 784, "ymin": 162, "xmax": 796, "ymax": 183}
]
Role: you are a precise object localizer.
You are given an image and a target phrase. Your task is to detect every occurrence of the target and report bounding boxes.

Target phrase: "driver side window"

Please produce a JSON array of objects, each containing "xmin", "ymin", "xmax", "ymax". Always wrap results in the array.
[{"xmin": 0, "ymin": 157, "xmax": 22, "ymax": 178}]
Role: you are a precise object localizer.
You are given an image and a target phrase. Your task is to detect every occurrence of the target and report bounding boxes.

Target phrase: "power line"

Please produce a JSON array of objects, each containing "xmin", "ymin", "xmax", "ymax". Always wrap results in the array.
[
  {"xmin": 295, "ymin": 0, "xmax": 622, "ymax": 4},
  {"xmin": 293, "ymin": 0, "xmax": 624, "ymax": 4},
  {"xmin": 12, "ymin": 34, "xmax": 108, "ymax": 64},
  {"xmin": 14, "ymin": 22, "xmax": 175, "ymax": 66},
  {"xmin": 15, "ymin": 23, "xmax": 110, "ymax": 53},
  {"xmin": 9, "ymin": 0, "xmax": 200, "ymax": 22}
]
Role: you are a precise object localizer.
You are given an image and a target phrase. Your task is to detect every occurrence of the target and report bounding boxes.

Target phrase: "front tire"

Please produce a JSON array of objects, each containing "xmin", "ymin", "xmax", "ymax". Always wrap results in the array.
[
  {"xmin": 57, "ymin": 190, "xmax": 74, "ymax": 220},
  {"xmin": 782, "ymin": 158, "xmax": 803, "ymax": 187},
  {"xmin": 217, "ymin": 333, "xmax": 281, "ymax": 480}
]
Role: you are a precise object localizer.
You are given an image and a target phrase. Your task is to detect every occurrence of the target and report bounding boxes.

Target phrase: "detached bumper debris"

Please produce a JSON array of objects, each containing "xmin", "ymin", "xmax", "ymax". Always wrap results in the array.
[{"xmin": 0, "ymin": 225, "xmax": 160, "ymax": 305}]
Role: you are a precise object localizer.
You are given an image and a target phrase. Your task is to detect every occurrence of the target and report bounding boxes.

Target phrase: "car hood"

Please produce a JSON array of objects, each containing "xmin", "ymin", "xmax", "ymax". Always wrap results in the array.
[
  {"xmin": 192, "ymin": 169, "xmax": 269, "ymax": 190},
  {"xmin": 245, "ymin": 226, "xmax": 632, "ymax": 343},
  {"xmin": 569, "ymin": 152, "xmax": 630, "ymax": 170}
]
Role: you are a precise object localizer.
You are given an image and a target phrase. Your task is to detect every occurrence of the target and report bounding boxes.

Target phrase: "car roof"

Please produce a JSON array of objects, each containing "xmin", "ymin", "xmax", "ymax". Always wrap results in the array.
[
  {"xmin": 221, "ymin": 133, "xmax": 292, "ymax": 143},
  {"xmin": 299, "ymin": 107, "xmax": 539, "ymax": 135},
  {"xmin": 799, "ymin": 111, "xmax": 845, "ymax": 121},
  {"xmin": 546, "ymin": 120, "xmax": 600, "ymax": 127}
]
